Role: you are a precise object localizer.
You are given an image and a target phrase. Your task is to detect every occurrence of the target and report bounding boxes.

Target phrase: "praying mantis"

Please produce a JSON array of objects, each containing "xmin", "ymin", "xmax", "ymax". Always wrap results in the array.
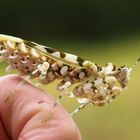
[{"xmin": 0, "ymin": 34, "xmax": 139, "ymax": 116}]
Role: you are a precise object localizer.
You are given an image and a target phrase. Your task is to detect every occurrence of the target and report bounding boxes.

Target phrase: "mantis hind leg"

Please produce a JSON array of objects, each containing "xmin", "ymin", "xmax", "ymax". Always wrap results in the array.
[
  {"xmin": 70, "ymin": 100, "xmax": 91, "ymax": 116},
  {"xmin": 53, "ymin": 80, "xmax": 72, "ymax": 108},
  {"xmin": 42, "ymin": 81, "xmax": 72, "ymax": 123}
]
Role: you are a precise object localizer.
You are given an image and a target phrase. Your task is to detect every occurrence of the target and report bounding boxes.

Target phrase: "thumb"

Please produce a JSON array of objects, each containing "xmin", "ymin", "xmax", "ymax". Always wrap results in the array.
[{"xmin": 0, "ymin": 74, "xmax": 81, "ymax": 140}]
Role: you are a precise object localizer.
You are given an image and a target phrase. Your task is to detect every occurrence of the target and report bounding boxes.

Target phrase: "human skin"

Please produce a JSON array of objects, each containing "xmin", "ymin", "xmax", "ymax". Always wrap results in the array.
[{"xmin": 0, "ymin": 75, "xmax": 81, "ymax": 140}]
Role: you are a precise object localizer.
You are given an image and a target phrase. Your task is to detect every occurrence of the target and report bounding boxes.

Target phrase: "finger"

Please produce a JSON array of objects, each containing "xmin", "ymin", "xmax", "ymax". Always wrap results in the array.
[
  {"xmin": 0, "ymin": 74, "xmax": 81, "ymax": 140},
  {"xmin": 0, "ymin": 119, "xmax": 9, "ymax": 140}
]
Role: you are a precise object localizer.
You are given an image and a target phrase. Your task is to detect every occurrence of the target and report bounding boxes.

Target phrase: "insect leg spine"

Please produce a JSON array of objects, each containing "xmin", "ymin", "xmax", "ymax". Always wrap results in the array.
[{"xmin": 53, "ymin": 81, "xmax": 72, "ymax": 112}]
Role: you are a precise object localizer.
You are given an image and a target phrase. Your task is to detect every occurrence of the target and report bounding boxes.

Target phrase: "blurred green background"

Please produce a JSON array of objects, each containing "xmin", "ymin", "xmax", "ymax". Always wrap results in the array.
[{"xmin": 0, "ymin": 0, "xmax": 140, "ymax": 140}]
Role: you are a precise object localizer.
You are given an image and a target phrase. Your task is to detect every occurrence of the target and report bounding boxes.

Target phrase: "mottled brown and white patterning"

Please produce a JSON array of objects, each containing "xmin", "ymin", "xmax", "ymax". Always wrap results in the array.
[
  {"xmin": 71, "ymin": 63, "xmax": 132, "ymax": 115},
  {"xmin": 0, "ymin": 35, "xmax": 98, "ymax": 91},
  {"xmin": 0, "ymin": 34, "xmax": 137, "ymax": 116}
]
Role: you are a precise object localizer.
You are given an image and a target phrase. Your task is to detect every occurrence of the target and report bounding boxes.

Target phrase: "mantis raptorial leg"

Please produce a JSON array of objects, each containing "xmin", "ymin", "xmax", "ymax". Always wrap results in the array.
[{"xmin": 0, "ymin": 34, "xmax": 139, "ymax": 120}]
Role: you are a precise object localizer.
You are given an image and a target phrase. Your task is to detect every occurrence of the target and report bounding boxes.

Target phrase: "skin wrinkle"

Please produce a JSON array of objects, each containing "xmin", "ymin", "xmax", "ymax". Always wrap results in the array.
[
  {"xmin": 12, "ymin": 102, "xmax": 56, "ymax": 139},
  {"xmin": 11, "ymin": 93, "xmax": 41, "ymax": 139},
  {"xmin": 0, "ymin": 116, "xmax": 10, "ymax": 140},
  {"xmin": 11, "ymin": 107, "xmax": 42, "ymax": 140},
  {"xmin": 11, "ymin": 84, "xmax": 55, "ymax": 139},
  {"xmin": 19, "ymin": 122, "xmax": 79, "ymax": 140},
  {"xmin": 0, "ymin": 76, "xmax": 19, "ymax": 139},
  {"xmin": 18, "ymin": 104, "xmax": 75, "ymax": 136},
  {"xmin": 0, "ymin": 75, "xmax": 81, "ymax": 140},
  {"xmin": 0, "ymin": 103, "xmax": 13, "ymax": 139}
]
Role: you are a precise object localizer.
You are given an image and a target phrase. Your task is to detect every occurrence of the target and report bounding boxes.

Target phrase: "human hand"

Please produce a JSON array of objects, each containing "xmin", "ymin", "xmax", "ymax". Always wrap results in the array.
[{"xmin": 0, "ymin": 75, "xmax": 81, "ymax": 140}]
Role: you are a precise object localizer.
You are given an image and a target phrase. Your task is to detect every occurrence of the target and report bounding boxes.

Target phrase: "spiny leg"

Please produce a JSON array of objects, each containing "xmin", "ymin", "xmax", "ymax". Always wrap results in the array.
[
  {"xmin": 41, "ymin": 90, "xmax": 71, "ymax": 124},
  {"xmin": 132, "ymin": 57, "xmax": 140, "ymax": 69},
  {"xmin": 53, "ymin": 92, "xmax": 65, "ymax": 108},
  {"xmin": 42, "ymin": 81, "xmax": 72, "ymax": 123},
  {"xmin": 41, "ymin": 81, "xmax": 72, "ymax": 123},
  {"xmin": 70, "ymin": 100, "xmax": 91, "ymax": 116},
  {"xmin": 54, "ymin": 81, "xmax": 72, "ymax": 107},
  {"xmin": 42, "ymin": 91, "xmax": 67, "ymax": 123},
  {"xmin": 41, "ymin": 89, "xmax": 69, "ymax": 124}
]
